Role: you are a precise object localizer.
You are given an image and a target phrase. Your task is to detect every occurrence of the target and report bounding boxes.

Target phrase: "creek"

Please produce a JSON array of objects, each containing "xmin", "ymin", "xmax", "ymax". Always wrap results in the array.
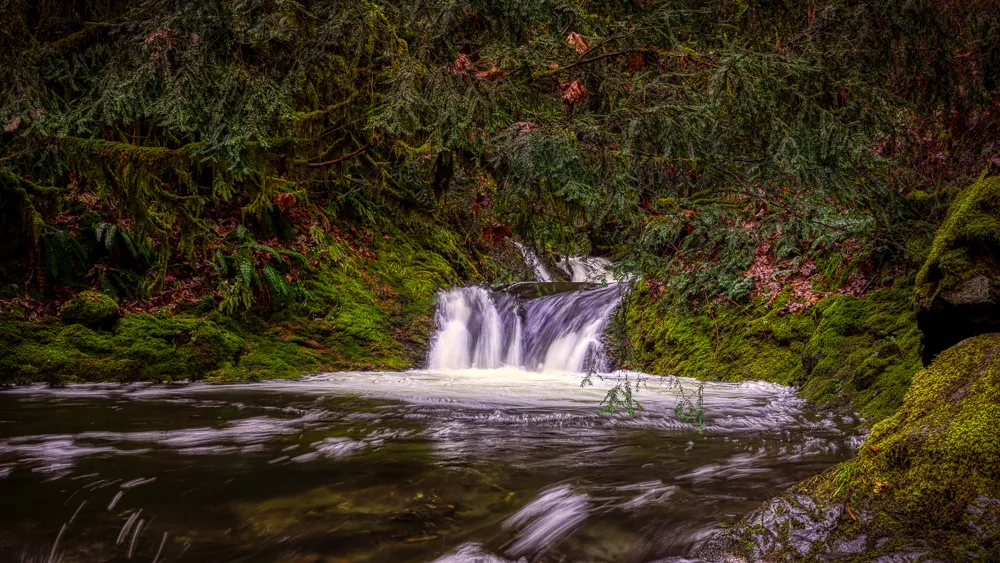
[{"xmin": 0, "ymin": 277, "xmax": 860, "ymax": 562}]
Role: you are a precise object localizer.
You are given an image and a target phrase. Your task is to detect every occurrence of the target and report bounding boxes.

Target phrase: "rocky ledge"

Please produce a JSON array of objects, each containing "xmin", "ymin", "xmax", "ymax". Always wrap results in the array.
[{"xmin": 701, "ymin": 333, "xmax": 1000, "ymax": 562}]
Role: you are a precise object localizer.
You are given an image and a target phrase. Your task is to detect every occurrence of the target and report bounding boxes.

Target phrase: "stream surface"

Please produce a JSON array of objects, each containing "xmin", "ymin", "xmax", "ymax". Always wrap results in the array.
[{"xmin": 0, "ymin": 369, "xmax": 860, "ymax": 562}]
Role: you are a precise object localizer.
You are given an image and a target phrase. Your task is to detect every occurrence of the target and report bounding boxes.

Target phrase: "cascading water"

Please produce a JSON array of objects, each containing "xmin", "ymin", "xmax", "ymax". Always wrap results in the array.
[
  {"xmin": 512, "ymin": 242, "xmax": 617, "ymax": 283},
  {"xmin": 556, "ymin": 256, "xmax": 617, "ymax": 283},
  {"xmin": 520, "ymin": 284, "xmax": 622, "ymax": 372},
  {"xmin": 513, "ymin": 242, "xmax": 554, "ymax": 282},
  {"xmin": 426, "ymin": 287, "xmax": 522, "ymax": 371},
  {"xmin": 426, "ymin": 274, "xmax": 624, "ymax": 372}
]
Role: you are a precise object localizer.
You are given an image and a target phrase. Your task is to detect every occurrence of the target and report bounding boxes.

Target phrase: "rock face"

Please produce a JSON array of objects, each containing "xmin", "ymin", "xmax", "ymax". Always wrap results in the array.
[
  {"xmin": 916, "ymin": 172, "xmax": 1000, "ymax": 364},
  {"xmin": 701, "ymin": 333, "xmax": 1000, "ymax": 562},
  {"xmin": 58, "ymin": 291, "xmax": 120, "ymax": 328}
]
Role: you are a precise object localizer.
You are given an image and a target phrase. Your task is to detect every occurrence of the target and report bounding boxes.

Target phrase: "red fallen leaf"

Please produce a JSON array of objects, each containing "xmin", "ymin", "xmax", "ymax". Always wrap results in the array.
[
  {"xmin": 560, "ymin": 81, "xmax": 588, "ymax": 106},
  {"xmin": 481, "ymin": 223, "xmax": 512, "ymax": 245},
  {"xmin": 626, "ymin": 53, "xmax": 644, "ymax": 74},
  {"xmin": 474, "ymin": 65, "xmax": 502, "ymax": 80},
  {"xmin": 450, "ymin": 53, "xmax": 475, "ymax": 74},
  {"xmin": 3, "ymin": 115, "xmax": 21, "ymax": 133},
  {"xmin": 566, "ymin": 32, "xmax": 590, "ymax": 55},
  {"xmin": 145, "ymin": 27, "xmax": 176, "ymax": 45},
  {"xmin": 274, "ymin": 192, "xmax": 296, "ymax": 211},
  {"xmin": 514, "ymin": 121, "xmax": 537, "ymax": 134},
  {"xmin": 838, "ymin": 86, "xmax": 851, "ymax": 106}
]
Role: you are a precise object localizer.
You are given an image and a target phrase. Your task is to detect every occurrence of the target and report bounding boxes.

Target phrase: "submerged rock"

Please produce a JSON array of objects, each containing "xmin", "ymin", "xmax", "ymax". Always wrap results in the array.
[
  {"xmin": 502, "ymin": 281, "xmax": 603, "ymax": 299},
  {"xmin": 701, "ymin": 333, "xmax": 1000, "ymax": 561},
  {"xmin": 916, "ymin": 171, "xmax": 1000, "ymax": 364}
]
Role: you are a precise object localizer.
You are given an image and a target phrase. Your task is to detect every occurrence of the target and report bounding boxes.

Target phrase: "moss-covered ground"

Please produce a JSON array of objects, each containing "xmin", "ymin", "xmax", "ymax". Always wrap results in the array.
[
  {"xmin": 624, "ymin": 281, "xmax": 923, "ymax": 424},
  {"xmin": 0, "ymin": 225, "xmax": 479, "ymax": 384},
  {"xmin": 811, "ymin": 332, "xmax": 1000, "ymax": 558}
]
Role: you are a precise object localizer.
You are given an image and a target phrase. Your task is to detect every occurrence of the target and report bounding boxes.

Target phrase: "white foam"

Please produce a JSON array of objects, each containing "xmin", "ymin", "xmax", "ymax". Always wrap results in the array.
[{"xmin": 503, "ymin": 484, "xmax": 590, "ymax": 557}]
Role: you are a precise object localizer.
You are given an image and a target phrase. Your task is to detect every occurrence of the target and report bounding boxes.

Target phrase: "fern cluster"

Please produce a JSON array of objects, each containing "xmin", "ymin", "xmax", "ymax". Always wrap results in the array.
[{"xmin": 1, "ymin": 0, "xmax": 996, "ymax": 307}]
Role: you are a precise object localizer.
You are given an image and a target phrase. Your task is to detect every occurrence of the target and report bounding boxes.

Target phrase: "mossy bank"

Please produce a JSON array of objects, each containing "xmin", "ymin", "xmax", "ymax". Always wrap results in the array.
[
  {"xmin": 0, "ymin": 225, "xmax": 483, "ymax": 385},
  {"xmin": 622, "ymin": 283, "xmax": 923, "ymax": 424},
  {"xmin": 701, "ymin": 333, "xmax": 1000, "ymax": 561},
  {"xmin": 916, "ymin": 172, "xmax": 1000, "ymax": 364}
]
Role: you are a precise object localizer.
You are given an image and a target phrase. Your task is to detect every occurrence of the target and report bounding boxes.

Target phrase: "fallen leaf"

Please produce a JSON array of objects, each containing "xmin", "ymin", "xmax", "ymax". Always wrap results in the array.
[
  {"xmin": 566, "ymin": 32, "xmax": 590, "ymax": 54},
  {"xmin": 3, "ymin": 115, "xmax": 21, "ymax": 133},
  {"xmin": 560, "ymin": 80, "xmax": 589, "ymax": 106}
]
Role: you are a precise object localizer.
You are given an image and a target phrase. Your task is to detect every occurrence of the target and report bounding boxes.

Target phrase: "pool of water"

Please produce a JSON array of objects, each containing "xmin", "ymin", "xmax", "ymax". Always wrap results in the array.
[{"xmin": 0, "ymin": 370, "xmax": 860, "ymax": 562}]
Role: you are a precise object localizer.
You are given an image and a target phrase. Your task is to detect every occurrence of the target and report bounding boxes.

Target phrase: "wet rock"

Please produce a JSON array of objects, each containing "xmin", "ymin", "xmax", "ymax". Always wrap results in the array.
[
  {"xmin": 870, "ymin": 554, "xmax": 932, "ymax": 563},
  {"xmin": 502, "ymin": 281, "xmax": 603, "ymax": 299},
  {"xmin": 700, "ymin": 334, "xmax": 1000, "ymax": 562},
  {"xmin": 964, "ymin": 495, "xmax": 1000, "ymax": 540},
  {"xmin": 915, "ymin": 172, "xmax": 1000, "ymax": 364},
  {"xmin": 698, "ymin": 494, "xmax": 842, "ymax": 561},
  {"xmin": 830, "ymin": 534, "xmax": 866, "ymax": 556}
]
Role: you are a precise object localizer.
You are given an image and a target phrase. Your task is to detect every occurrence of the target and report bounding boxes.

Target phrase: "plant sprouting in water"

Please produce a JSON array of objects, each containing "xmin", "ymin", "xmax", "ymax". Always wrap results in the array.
[
  {"xmin": 582, "ymin": 370, "xmax": 646, "ymax": 417},
  {"xmin": 591, "ymin": 281, "xmax": 707, "ymax": 431},
  {"xmin": 583, "ymin": 370, "xmax": 706, "ymax": 433},
  {"xmin": 672, "ymin": 379, "xmax": 706, "ymax": 433}
]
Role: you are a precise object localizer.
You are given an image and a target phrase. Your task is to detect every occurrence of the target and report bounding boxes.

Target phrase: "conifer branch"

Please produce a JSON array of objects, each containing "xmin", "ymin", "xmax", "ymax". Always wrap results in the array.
[{"xmin": 305, "ymin": 145, "xmax": 370, "ymax": 167}]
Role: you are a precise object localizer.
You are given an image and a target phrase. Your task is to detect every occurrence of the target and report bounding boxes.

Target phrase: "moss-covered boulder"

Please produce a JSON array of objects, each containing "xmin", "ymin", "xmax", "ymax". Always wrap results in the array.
[
  {"xmin": 58, "ymin": 291, "xmax": 120, "ymax": 328},
  {"xmin": 701, "ymin": 333, "xmax": 1000, "ymax": 561},
  {"xmin": 916, "ymin": 171, "xmax": 1000, "ymax": 364}
]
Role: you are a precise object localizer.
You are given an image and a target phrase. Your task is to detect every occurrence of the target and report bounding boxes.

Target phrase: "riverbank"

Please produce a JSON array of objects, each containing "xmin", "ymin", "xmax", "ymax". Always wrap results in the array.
[
  {"xmin": 702, "ymin": 333, "xmax": 1000, "ymax": 561},
  {"xmin": 0, "ymin": 223, "xmax": 484, "ymax": 384},
  {"xmin": 620, "ymin": 284, "xmax": 923, "ymax": 425}
]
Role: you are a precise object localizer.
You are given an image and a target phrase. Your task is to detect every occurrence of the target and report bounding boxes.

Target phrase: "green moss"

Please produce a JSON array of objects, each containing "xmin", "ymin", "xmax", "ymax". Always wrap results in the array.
[
  {"xmin": 798, "ymin": 334, "xmax": 1000, "ymax": 559},
  {"xmin": 624, "ymin": 289, "xmax": 804, "ymax": 385},
  {"xmin": 0, "ymin": 313, "xmax": 246, "ymax": 384},
  {"xmin": 59, "ymin": 291, "xmax": 120, "ymax": 328},
  {"xmin": 626, "ymin": 285, "xmax": 922, "ymax": 423},
  {"xmin": 226, "ymin": 337, "xmax": 320, "ymax": 381},
  {"xmin": 1, "ymin": 220, "xmax": 479, "ymax": 384},
  {"xmin": 916, "ymin": 172, "xmax": 1000, "ymax": 308}
]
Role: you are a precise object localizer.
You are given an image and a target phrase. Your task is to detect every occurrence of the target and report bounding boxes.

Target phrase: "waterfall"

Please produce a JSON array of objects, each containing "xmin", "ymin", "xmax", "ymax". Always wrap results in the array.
[
  {"xmin": 512, "ymin": 241, "xmax": 618, "ymax": 283},
  {"xmin": 513, "ymin": 242, "xmax": 554, "ymax": 282},
  {"xmin": 556, "ymin": 256, "xmax": 617, "ymax": 283},
  {"xmin": 427, "ymin": 283, "xmax": 623, "ymax": 373}
]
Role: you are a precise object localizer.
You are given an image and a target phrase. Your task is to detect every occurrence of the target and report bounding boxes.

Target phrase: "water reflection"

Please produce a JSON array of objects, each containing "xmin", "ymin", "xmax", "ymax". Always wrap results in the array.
[{"xmin": 0, "ymin": 370, "xmax": 859, "ymax": 562}]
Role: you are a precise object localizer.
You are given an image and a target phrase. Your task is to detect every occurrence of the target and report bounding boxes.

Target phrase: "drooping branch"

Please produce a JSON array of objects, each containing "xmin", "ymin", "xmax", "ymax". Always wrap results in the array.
[
  {"xmin": 305, "ymin": 144, "xmax": 370, "ymax": 167},
  {"xmin": 532, "ymin": 50, "xmax": 654, "ymax": 79}
]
